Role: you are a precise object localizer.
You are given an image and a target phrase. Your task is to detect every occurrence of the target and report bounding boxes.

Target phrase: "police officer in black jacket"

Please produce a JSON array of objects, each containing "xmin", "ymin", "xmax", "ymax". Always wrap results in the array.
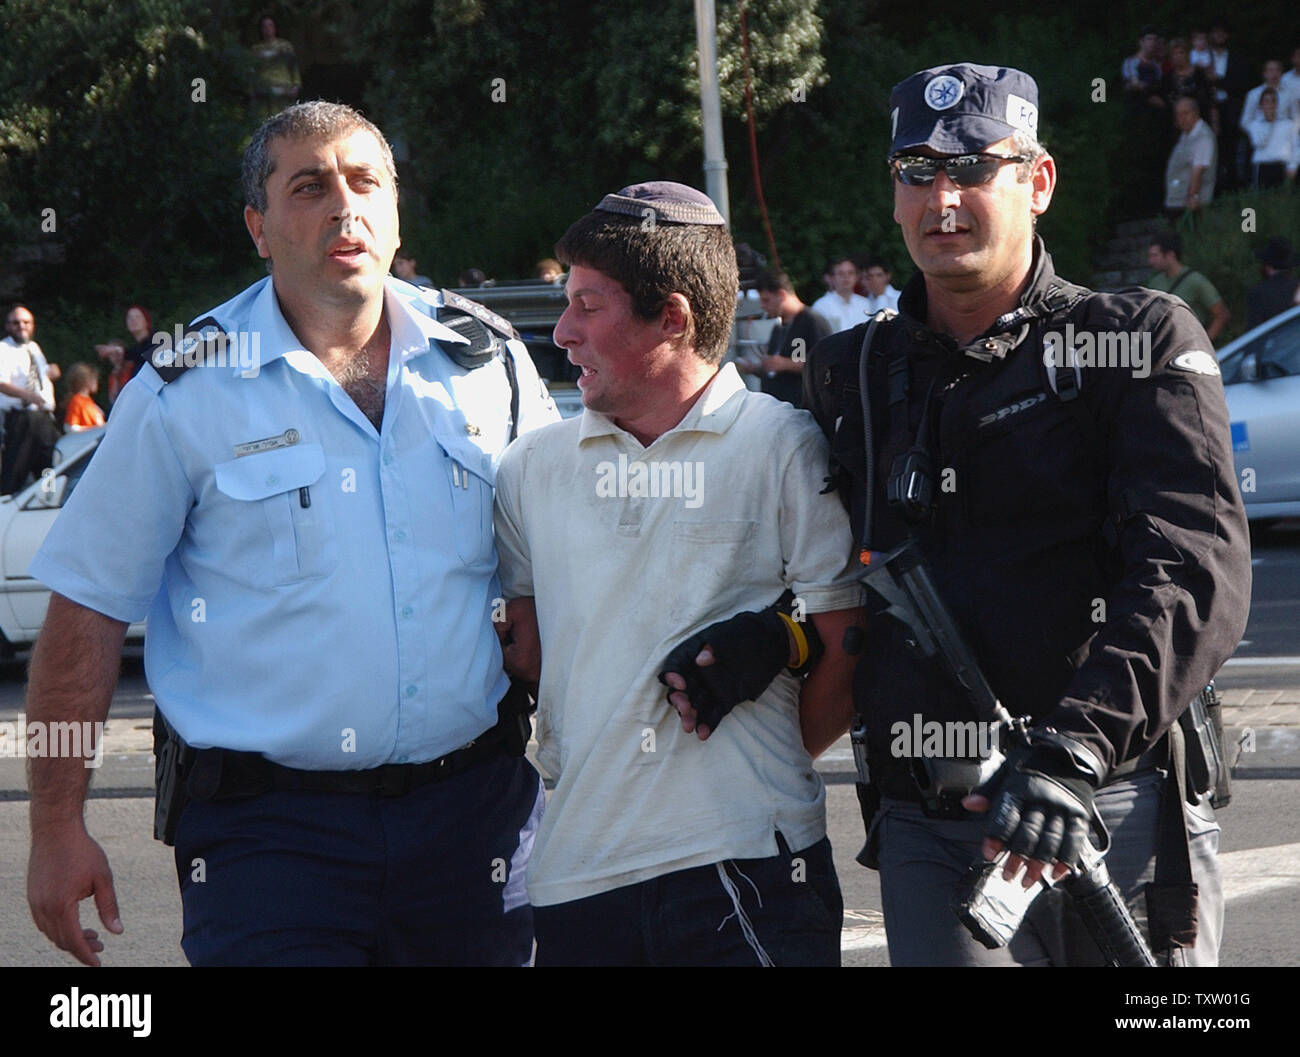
[
  {"xmin": 819, "ymin": 62, "xmax": 1254, "ymax": 965},
  {"xmin": 662, "ymin": 62, "xmax": 1251, "ymax": 966}
]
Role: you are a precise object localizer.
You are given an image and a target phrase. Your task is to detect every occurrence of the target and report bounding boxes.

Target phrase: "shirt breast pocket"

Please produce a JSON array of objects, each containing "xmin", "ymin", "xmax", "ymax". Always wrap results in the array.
[
  {"xmin": 667, "ymin": 519, "xmax": 758, "ymax": 622},
  {"xmin": 212, "ymin": 444, "xmax": 338, "ymax": 585},
  {"xmin": 444, "ymin": 456, "xmax": 495, "ymax": 569}
]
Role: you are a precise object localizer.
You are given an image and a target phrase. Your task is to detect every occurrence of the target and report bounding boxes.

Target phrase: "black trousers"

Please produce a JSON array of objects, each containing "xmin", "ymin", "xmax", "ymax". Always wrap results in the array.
[{"xmin": 1, "ymin": 409, "xmax": 59, "ymax": 494}]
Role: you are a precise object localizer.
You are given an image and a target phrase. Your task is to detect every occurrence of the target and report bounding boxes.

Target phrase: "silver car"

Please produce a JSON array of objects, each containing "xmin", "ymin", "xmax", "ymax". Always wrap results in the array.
[{"xmin": 1217, "ymin": 304, "xmax": 1300, "ymax": 522}]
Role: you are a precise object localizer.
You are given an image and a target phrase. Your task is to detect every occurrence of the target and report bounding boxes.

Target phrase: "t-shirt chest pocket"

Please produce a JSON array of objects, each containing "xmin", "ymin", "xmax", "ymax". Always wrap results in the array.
[
  {"xmin": 212, "ymin": 443, "xmax": 338, "ymax": 584},
  {"xmin": 667, "ymin": 519, "xmax": 758, "ymax": 621}
]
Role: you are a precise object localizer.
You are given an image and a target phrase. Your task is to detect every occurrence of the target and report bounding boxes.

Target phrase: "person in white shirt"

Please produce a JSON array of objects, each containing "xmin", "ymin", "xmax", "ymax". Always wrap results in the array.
[
  {"xmin": 811, "ymin": 256, "xmax": 871, "ymax": 332},
  {"xmin": 1189, "ymin": 30, "xmax": 1213, "ymax": 73},
  {"xmin": 861, "ymin": 257, "xmax": 901, "ymax": 314},
  {"xmin": 1164, "ymin": 96, "xmax": 1218, "ymax": 214},
  {"xmin": 1, "ymin": 304, "xmax": 59, "ymax": 494},
  {"xmin": 493, "ymin": 181, "xmax": 862, "ymax": 966},
  {"xmin": 1282, "ymin": 44, "xmax": 1300, "ymax": 99},
  {"xmin": 1240, "ymin": 59, "xmax": 1299, "ymax": 128},
  {"xmin": 1247, "ymin": 87, "xmax": 1300, "ymax": 188}
]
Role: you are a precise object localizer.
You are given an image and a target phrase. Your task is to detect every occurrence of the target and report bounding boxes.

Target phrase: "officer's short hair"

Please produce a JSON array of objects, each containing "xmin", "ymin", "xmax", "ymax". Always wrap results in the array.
[
  {"xmin": 1151, "ymin": 231, "xmax": 1183, "ymax": 259},
  {"xmin": 242, "ymin": 101, "xmax": 398, "ymax": 214},
  {"xmin": 755, "ymin": 269, "xmax": 795, "ymax": 295},
  {"xmin": 1010, "ymin": 129, "xmax": 1047, "ymax": 182},
  {"xmin": 554, "ymin": 211, "xmax": 739, "ymax": 365}
]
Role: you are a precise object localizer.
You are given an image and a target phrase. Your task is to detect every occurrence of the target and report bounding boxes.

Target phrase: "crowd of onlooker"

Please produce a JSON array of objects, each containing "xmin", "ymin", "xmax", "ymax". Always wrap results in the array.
[{"xmin": 1121, "ymin": 19, "xmax": 1299, "ymax": 217}]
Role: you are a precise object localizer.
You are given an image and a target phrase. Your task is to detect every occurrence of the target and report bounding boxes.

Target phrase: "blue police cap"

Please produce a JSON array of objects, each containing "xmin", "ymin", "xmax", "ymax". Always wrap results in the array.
[
  {"xmin": 889, "ymin": 63, "xmax": 1040, "ymax": 156},
  {"xmin": 595, "ymin": 181, "xmax": 726, "ymax": 226}
]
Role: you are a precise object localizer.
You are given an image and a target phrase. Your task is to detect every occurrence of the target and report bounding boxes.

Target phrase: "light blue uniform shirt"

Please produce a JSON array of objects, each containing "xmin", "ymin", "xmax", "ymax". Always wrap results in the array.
[{"xmin": 31, "ymin": 276, "xmax": 558, "ymax": 769}]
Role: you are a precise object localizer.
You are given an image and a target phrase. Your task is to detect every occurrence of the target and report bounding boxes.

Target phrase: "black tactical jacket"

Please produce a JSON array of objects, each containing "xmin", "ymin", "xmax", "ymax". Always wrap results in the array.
[{"xmin": 804, "ymin": 237, "xmax": 1251, "ymax": 771}]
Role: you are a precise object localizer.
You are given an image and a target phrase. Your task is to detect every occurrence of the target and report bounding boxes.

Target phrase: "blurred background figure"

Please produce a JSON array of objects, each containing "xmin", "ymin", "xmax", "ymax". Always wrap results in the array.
[
  {"xmin": 457, "ymin": 267, "xmax": 491, "ymax": 288},
  {"xmin": 1163, "ymin": 96, "xmax": 1217, "ymax": 218},
  {"xmin": 739, "ymin": 269, "xmax": 830, "ymax": 407},
  {"xmin": 1, "ymin": 304, "xmax": 59, "ymax": 494},
  {"xmin": 1245, "ymin": 87, "xmax": 1300, "ymax": 190},
  {"xmin": 860, "ymin": 256, "xmax": 901, "ymax": 314},
  {"xmin": 62, "ymin": 363, "xmax": 106, "ymax": 432},
  {"xmin": 249, "ymin": 14, "xmax": 300, "ymax": 118},
  {"xmin": 94, "ymin": 304, "xmax": 153, "ymax": 403},
  {"xmin": 393, "ymin": 248, "xmax": 433, "ymax": 288},
  {"xmin": 535, "ymin": 258, "xmax": 565, "ymax": 284},
  {"xmin": 1246, "ymin": 236, "xmax": 1300, "ymax": 330},
  {"xmin": 811, "ymin": 256, "xmax": 869, "ymax": 333}
]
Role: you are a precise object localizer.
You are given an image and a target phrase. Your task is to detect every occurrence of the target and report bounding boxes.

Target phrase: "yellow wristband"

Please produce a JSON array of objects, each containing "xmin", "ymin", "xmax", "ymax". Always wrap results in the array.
[{"xmin": 778, "ymin": 611, "xmax": 810, "ymax": 671}]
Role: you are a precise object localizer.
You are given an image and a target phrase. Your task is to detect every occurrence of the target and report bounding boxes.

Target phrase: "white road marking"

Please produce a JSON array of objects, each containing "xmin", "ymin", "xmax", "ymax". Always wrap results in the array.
[
  {"xmin": 841, "ymin": 929, "xmax": 889, "ymax": 951},
  {"xmin": 1221, "ymin": 842, "xmax": 1300, "ymax": 902},
  {"xmin": 1224, "ymin": 657, "xmax": 1300, "ymax": 666}
]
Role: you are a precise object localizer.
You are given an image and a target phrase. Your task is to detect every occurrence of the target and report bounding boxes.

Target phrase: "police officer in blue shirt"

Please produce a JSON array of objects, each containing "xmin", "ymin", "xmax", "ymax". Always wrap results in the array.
[{"xmin": 25, "ymin": 101, "xmax": 559, "ymax": 966}]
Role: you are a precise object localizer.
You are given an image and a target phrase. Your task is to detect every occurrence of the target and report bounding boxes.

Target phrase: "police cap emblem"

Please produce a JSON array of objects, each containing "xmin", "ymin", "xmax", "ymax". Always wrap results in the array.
[{"xmin": 924, "ymin": 74, "xmax": 964, "ymax": 111}]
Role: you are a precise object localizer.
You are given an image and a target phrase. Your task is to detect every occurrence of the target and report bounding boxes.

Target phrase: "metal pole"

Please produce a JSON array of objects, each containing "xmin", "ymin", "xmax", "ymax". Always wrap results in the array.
[{"xmin": 694, "ymin": 0, "xmax": 730, "ymax": 225}]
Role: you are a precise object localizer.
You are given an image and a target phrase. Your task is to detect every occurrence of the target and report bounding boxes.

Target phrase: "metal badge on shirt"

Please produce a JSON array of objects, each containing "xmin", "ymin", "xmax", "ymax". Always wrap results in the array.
[{"xmin": 234, "ymin": 428, "xmax": 301, "ymax": 458}]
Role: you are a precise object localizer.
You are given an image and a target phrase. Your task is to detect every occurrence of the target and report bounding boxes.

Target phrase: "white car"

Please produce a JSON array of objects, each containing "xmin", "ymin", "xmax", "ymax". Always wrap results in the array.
[
  {"xmin": 1217, "ymin": 305, "xmax": 1300, "ymax": 523},
  {"xmin": 0, "ymin": 428, "xmax": 147, "ymax": 655}
]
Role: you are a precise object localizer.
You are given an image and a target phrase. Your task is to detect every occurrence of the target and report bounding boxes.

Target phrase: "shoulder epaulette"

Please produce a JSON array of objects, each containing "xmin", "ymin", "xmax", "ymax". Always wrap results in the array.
[
  {"xmin": 153, "ymin": 316, "xmax": 225, "ymax": 383},
  {"xmin": 438, "ymin": 289, "xmax": 519, "ymax": 341}
]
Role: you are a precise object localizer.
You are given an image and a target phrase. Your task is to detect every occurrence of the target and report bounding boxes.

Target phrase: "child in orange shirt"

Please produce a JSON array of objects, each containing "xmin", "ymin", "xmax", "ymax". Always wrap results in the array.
[{"xmin": 63, "ymin": 363, "xmax": 106, "ymax": 432}]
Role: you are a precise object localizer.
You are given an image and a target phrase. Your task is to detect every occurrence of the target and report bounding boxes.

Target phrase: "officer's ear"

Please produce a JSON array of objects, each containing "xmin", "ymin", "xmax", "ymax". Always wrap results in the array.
[
  {"xmin": 660, "ymin": 292, "xmax": 692, "ymax": 347},
  {"xmin": 245, "ymin": 206, "xmax": 271, "ymax": 261},
  {"xmin": 1029, "ymin": 154, "xmax": 1056, "ymax": 217}
]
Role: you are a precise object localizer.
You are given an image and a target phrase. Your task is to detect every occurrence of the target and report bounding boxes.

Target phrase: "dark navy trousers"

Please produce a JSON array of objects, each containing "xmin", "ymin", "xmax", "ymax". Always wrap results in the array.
[
  {"xmin": 173, "ymin": 753, "xmax": 543, "ymax": 966},
  {"xmin": 532, "ymin": 834, "xmax": 843, "ymax": 966}
]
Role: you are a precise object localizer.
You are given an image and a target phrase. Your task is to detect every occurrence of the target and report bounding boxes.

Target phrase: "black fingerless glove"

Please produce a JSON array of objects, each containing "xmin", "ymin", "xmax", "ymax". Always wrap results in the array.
[
  {"xmin": 971, "ymin": 730, "xmax": 1106, "ymax": 871},
  {"xmin": 657, "ymin": 594, "xmax": 823, "ymax": 733}
]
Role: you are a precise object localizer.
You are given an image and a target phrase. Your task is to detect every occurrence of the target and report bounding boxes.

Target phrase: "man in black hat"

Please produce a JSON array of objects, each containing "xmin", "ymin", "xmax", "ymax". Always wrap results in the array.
[
  {"xmin": 667, "ymin": 63, "xmax": 1251, "ymax": 966},
  {"xmin": 1246, "ymin": 236, "xmax": 1299, "ymax": 330},
  {"xmin": 492, "ymin": 181, "xmax": 863, "ymax": 966}
]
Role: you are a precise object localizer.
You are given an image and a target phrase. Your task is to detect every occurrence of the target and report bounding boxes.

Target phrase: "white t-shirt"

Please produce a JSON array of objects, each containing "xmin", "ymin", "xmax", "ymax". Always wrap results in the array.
[
  {"xmin": 1247, "ymin": 117, "xmax": 1300, "ymax": 170},
  {"xmin": 1240, "ymin": 82, "xmax": 1299, "ymax": 128},
  {"xmin": 864, "ymin": 285, "xmax": 901, "ymax": 315},
  {"xmin": 494, "ymin": 364, "xmax": 860, "ymax": 906},
  {"xmin": 0, "ymin": 337, "xmax": 53, "ymax": 413},
  {"xmin": 810, "ymin": 290, "xmax": 872, "ymax": 333}
]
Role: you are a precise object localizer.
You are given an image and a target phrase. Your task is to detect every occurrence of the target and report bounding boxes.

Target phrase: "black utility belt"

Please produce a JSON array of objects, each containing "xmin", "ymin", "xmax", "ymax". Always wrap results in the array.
[{"xmin": 185, "ymin": 720, "xmax": 513, "ymax": 801}]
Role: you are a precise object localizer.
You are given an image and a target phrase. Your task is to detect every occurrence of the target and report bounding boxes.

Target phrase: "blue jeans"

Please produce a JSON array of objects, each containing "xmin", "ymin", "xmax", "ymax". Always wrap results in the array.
[
  {"xmin": 173, "ymin": 753, "xmax": 544, "ymax": 966},
  {"xmin": 533, "ymin": 833, "xmax": 843, "ymax": 966}
]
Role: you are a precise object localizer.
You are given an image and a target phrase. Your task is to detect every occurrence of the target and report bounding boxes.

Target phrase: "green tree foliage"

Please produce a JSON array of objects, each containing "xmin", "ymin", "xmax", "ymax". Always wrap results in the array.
[
  {"xmin": 357, "ymin": 0, "xmax": 824, "ymax": 284},
  {"xmin": 1, "ymin": 0, "xmax": 1289, "ymax": 358},
  {"xmin": 0, "ymin": 0, "xmax": 260, "ymax": 352}
]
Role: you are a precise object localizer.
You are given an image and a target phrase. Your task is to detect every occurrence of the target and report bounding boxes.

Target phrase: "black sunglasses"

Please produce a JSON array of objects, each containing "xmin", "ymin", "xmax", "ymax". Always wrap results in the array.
[{"xmin": 889, "ymin": 152, "xmax": 1029, "ymax": 187}]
